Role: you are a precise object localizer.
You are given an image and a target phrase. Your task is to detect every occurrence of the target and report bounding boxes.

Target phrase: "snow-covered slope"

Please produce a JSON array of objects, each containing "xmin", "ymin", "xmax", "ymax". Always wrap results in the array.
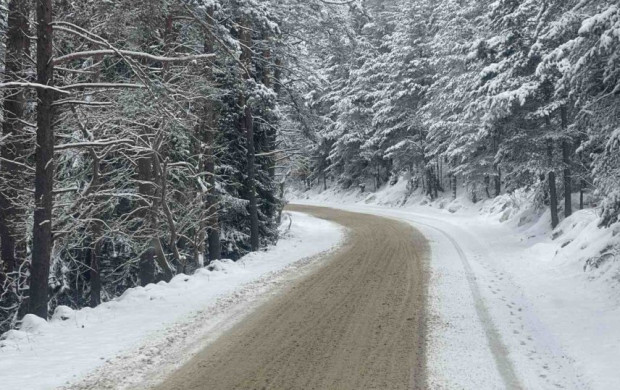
[
  {"xmin": 292, "ymin": 181, "xmax": 620, "ymax": 291},
  {"xmin": 291, "ymin": 182, "xmax": 620, "ymax": 390},
  {"xmin": 0, "ymin": 211, "xmax": 344, "ymax": 390}
]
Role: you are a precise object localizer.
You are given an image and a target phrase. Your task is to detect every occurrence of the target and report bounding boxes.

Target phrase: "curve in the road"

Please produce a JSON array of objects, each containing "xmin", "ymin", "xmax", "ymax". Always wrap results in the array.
[
  {"xmin": 336, "ymin": 207, "xmax": 524, "ymax": 390},
  {"xmin": 329, "ymin": 205, "xmax": 523, "ymax": 389},
  {"xmin": 154, "ymin": 205, "xmax": 430, "ymax": 390}
]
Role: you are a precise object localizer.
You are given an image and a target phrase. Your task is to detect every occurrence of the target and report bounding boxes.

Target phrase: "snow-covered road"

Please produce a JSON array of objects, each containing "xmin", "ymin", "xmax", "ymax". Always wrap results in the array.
[
  {"xmin": 2, "ymin": 198, "xmax": 617, "ymax": 390},
  {"xmin": 294, "ymin": 200, "xmax": 611, "ymax": 390},
  {"xmin": 154, "ymin": 205, "xmax": 429, "ymax": 390}
]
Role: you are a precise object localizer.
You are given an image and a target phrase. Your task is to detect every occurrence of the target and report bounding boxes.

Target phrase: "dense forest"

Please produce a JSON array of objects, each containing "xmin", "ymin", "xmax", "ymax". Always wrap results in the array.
[
  {"xmin": 1, "ymin": 0, "xmax": 619, "ymax": 333},
  {"xmin": 0, "ymin": 0, "xmax": 302, "ymax": 332},
  {"xmin": 286, "ymin": 0, "xmax": 619, "ymax": 231}
]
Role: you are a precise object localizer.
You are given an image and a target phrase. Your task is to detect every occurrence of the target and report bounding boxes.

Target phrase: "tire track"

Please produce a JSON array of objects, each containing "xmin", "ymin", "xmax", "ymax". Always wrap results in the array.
[{"xmin": 406, "ymin": 218, "xmax": 522, "ymax": 390}]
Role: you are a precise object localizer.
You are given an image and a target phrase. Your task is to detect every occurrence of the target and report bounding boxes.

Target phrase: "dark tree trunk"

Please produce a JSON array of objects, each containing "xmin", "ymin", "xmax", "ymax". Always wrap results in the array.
[
  {"xmin": 153, "ymin": 235, "xmax": 173, "ymax": 281},
  {"xmin": 562, "ymin": 140, "xmax": 572, "ymax": 218},
  {"xmin": 274, "ymin": 58, "xmax": 282, "ymax": 95},
  {"xmin": 262, "ymin": 41, "xmax": 277, "ymax": 182},
  {"xmin": 139, "ymin": 246, "xmax": 155, "ymax": 286},
  {"xmin": 580, "ymin": 179, "xmax": 585, "ymax": 210},
  {"xmin": 548, "ymin": 171, "xmax": 559, "ymax": 228},
  {"xmin": 0, "ymin": 0, "xmax": 29, "ymax": 281},
  {"xmin": 494, "ymin": 167, "xmax": 501, "ymax": 197},
  {"xmin": 87, "ymin": 56, "xmax": 103, "ymax": 307},
  {"xmin": 85, "ymin": 160, "xmax": 103, "ymax": 307},
  {"xmin": 239, "ymin": 18, "xmax": 259, "ymax": 252},
  {"xmin": 561, "ymin": 106, "xmax": 572, "ymax": 218},
  {"xmin": 484, "ymin": 176, "xmax": 491, "ymax": 198},
  {"xmin": 137, "ymin": 153, "xmax": 155, "ymax": 286},
  {"xmin": 207, "ymin": 223, "xmax": 221, "ymax": 263},
  {"xmin": 426, "ymin": 168, "xmax": 433, "ymax": 198},
  {"xmin": 452, "ymin": 175, "xmax": 457, "ymax": 200},
  {"xmin": 547, "ymin": 140, "xmax": 559, "ymax": 229},
  {"xmin": 135, "ymin": 134, "xmax": 174, "ymax": 284},
  {"xmin": 150, "ymin": 153, "xmax": 174, "ymax": 281},
  {"xmin": 197, "ymin": 6, "xmax": 221, "ymax": 263},
  {"xmin": 471, "ymin": 183, "xmax": 478, "ymax": 204},
  {"xmin": 436, "ymin": 159, "xmax": 440, "ymax": 188},
  {"xmin": 88, "ymin": 237, "xmax": 102, "ymax": 307},
  {"xmin": 162, "ymin": 13, "xmax": 175, "ymax": 82},
  {"xmin": 30, "ymin": 0, "xmax": 55, "ymax": 318},
  {"xmin": 205, "ymin": 124, "xmax": 221, "ymax": 262},
  {"xmin": 244, "ymin": 102, "xmax": 259, "ymax": 252}
]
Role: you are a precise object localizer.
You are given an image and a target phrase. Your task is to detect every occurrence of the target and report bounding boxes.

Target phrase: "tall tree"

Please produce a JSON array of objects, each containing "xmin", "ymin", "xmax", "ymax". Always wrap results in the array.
[
  {"xmin": 238, "ymin": 15, "xmax": 260, "ymax": 252},
  {"xmin": 30, "ymin": 0, "xmax": 55, "ymax": 318},
  {"xmin": 0, "ymin": 0, "xmax": 29, "ymax": 291}
]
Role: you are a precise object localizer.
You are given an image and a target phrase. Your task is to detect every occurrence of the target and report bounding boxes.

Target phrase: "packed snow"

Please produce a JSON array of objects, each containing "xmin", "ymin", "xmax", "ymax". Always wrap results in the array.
[
  {"xmin": 290, "ymin": 179, "xmax": 620, "ymax": 390},
  {"xmin": 0, "ymin": 212, "xmax": 344, "ymax": 390}
]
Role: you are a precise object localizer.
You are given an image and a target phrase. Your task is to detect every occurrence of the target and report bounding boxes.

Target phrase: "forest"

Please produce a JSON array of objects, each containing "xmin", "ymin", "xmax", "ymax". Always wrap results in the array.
[
  {"xmin": 289, "ymin": 0, "xmax": 620, "ymax": 231},
  {"xmin": 1, "ymin": 0, "xmax": 619, "ymax": 335}
]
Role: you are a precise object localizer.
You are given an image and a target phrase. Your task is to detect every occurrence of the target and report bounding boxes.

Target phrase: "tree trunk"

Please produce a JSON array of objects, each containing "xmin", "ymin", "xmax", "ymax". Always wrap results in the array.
[
  {"xmin": 494, "ymin": 167, "xmax": 501, "ymax": 197},
  {"xmin": 139, "ymin": 246, "xmax": 155, "ymax": 286},
  {"xmin": 244, "ymin": 102, "xmax": 259, "ymax": 252},
  {"xmin": 85, "ymin": 151, "xmax": 103, "ymax": 307},
  {"xmin": 135, "ymin": 133, "xmax": 174, "ymax": 284},
  {"xmin": 436, "ymin": 159, "xmax": 440, "ymax": 188},
  {"xmin": 0, "ymin": 0, "xmax": 29, "ymax": 282},
  {"xmin": 452, "ymin": 175, "xmax": 457, "ymax": 200},
  {"xmin": 157, "ymin": 160, "xmax": 184, "ymax": 271},
  {"xmin": 548, "ymin": 171, "xmax": 559, "ymax": 228},
  {"xmin": 205, "ymin": 123, "xmax": 221, "ymax": 262},
  {"xmin": 153, "ymin": 236, "xmax": 173, "ymax": 281},
  {"xmin": 547, "ymin": 140, "xmax": 559, "ymax": 229},
  {"xmin": 89, "ymin": 237, "xmax": 102, "ymax": 307},
  {"xmin": 562, "ymin": 140, "xmax": 572, "ymax": 218},
  {"xmin": 426, "ymin": 168, "xmax": 433, "ymax": 198},
  {"xmin": 207, "ymin": 220, "xmax": 221, "ymax": 262},
  {"xmin": 262, "ymin": 41, "xmax": 277, "ymax": 182},
  {"xmin": 239, "ymin": 18, "xmax": 259, "ymax": 252},
  {"xmin": 88, "ymin": 56, "xmax": 103, "ymax": 307},
  {"xmin": 561, "ymin": 106, "xmax": 572, "ymax": 218},
  {"xmin": 30, "ymin": 0, "xmax": 55, "ymax": 318},
  {"xmin": 323, "ymin": 171, "xmax": 327, "ymax": 191},
  {"xmin": 150, "ymin": 152, "xmax": 175, "ymax": 281},
  {"xmin": 580, "ymin": 179, "xmax": 585, "ymax": 210},
  {"xmin": 471, "ymin": 183, "xmax": 478, "ymax": 204},
  {"xmin": 199, "ymin": 6, "xmax": 221, "ymax": 263},
  {"xmin": 484, "ymin": 176, "xmax": 491, "ymax": 198},
  {"xmin": 137, "ymin": 152, "xmax": 155, "ymax": 286}
]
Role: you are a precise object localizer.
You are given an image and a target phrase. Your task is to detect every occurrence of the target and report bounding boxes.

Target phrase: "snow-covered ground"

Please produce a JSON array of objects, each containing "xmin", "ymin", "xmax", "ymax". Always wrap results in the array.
[
  {"xmin": 0, "ymin": 211, "xmax": 344, "ymax": 390},
  {"xmin": 291, "ymin": 181, "xmax": 620, "ymax": 390},
  {"xmin": 2, "ymin": 180, "xmax": 617, "ymax": 390}
]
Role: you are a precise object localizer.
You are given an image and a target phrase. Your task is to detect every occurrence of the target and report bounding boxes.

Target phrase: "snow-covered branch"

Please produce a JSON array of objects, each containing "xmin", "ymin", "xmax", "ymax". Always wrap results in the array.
[{"xmin": 54, "ymin": 50, "xmax": 216, "ymax": 65}]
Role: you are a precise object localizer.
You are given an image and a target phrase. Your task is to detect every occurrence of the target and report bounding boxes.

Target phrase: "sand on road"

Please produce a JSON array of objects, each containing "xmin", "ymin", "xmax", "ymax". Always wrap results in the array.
[{"xmin": 154, "ymin": 205, "xmax": 430, "ymax": 390}]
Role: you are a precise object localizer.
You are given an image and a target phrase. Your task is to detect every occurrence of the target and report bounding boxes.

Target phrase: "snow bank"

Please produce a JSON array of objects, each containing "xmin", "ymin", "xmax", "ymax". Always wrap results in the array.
[
  {"xmin": 0, "ymin": 211, "xmax": 343, "ymax": 390},
  {"xmin": 291, "ymin": 179, "xmax": 620, "ymax": 284}
]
